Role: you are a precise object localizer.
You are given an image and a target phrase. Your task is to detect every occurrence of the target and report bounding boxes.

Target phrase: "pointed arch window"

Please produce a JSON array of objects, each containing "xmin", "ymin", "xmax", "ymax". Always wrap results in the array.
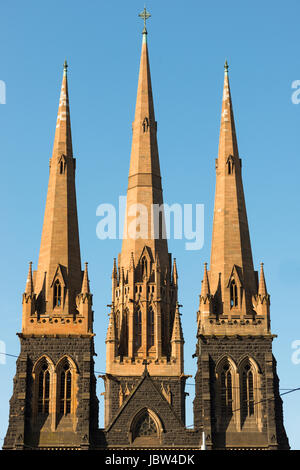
[
  {"xmin": 37, "ymin": 362, "xmax": 50, "ymax": 414},
  {"xmin": 227, "ymin": 156, "xmax": 234, "ymax": 175},
  {"xmin": 134, "ymin": 412, "xmax": 157, "ymax": 439},
  {"xmin": 215, "ymin": 358, "xmax": 239, "ymax": 431},
  {"xmin": 147, "ymin": 307, "xmax": 155, "ymax": 348},
  {"xmin": 142, "ymin": 257, "xmax": 148, "ymax": 278},
  {"xmin": 115, "ymin": 310, "xmax": 120, "ymax": 341},
  {"xmin": 59, "ymin": 159, "xmax": 66, "ymax": 174},
  {"xmin": 241, "ymin": 363, "xmax": 255, "ymax": 419},
  {"xmin": 220, "ymin": 363, "xmax": 233, "ymax": 419},
  {"xmin": 230, "ymin": 280, "xmax": 238, "ymax": 308},
  {"xmin": 142, "ymin": 117, "xmax": 149, "ymax": 133},
  {"xmin": 59, "ymin": 362, "xmax": 72, "ymax": 415},
  {"xmin": 135, "ymin": 308, "xmax": 142, "ymax": 350},
  {"xmin": 54, "ymin": 280, "xmax": 62, "ymax": 307},
  {"xmin": 122, "ymin": 309, "xmax": 129, "ymax": 356}
]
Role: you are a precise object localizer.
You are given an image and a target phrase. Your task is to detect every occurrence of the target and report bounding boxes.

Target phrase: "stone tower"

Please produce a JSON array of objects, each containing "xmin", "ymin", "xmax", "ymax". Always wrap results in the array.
[
  {"xmin": 3, "ymin": 62, "xmax": 98, "ymax": 450},
  {"xmin": 103, "ymin": 15, "xmax": 195, "ymax": 449},
  {"xmin": 193, "ymin": 62, "xmax": 289, "ymax": 450}
]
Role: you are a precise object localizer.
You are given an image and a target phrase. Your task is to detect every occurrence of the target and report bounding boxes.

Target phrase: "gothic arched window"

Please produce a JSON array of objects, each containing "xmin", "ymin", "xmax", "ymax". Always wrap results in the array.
[
  {"xmin": 142, "ymin": 257, "xmax": 148, "ymax": 278},
  {"xmin": 147, "ymin": 307, "xmax": 155, "ymax": 348},
  {"xmin": 115, "ymin": 310, "xmax": 120, "ymax": 341},
  {"xmin": 59, "ymin": 157, "xmax": 66, "ymax": 174},
  {"xmin": 241, "ymin": 363, "xmax": 255, "ymax": 420},
  {"xmin": 134, "ymin": 412, "xmax": 157, "ymax": 439},
  {"xmin": 220, "ymin": 363, "xmax": 233, "ymax": 419},
  {"xmin": 215, "ymin": 357, "xmax": 239, "ymax": 430},
  {"xmin": 135, "ymin": 308, "xmax": 142, "ymax": 350},
  {"xmin": 230, "ymin": 280, "xmax": 238, "ymax": 308},
  {"xmin": 37, "ymin": 362, "xmax": 50, "ymax": 414},
  {"xmin": 227, "ymin": 156, "xmax": 234, "ymax": 175},
  {"xmin": 59, "ymin": 362, "xmax": 72, "ymax": 415},
  {"xmin": 142, "ymin": 117, "xmax": 149, "ymax": 133},
  {"xmin": 54, "ymin": 280, "xmax": 61, "ymax": 307},
  {"xmin": 122, "ymin": 309, "xmax": 129, "ymax": 356}
]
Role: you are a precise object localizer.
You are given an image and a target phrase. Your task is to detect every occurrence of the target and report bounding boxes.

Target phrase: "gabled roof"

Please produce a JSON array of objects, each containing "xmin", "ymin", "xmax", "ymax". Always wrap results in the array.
[{"xmin": 105, "ymin": 370, "xmax": 185, "ymax": 432}]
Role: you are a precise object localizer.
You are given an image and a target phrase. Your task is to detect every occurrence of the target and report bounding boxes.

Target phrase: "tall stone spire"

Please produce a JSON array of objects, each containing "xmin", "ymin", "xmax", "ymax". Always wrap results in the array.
[
  {"xmin": 194, "ymin": 63, "xmax": 289, "ymax": 451},
  {"xmin": 5, "ymin": 61, "xmax": 98, "ymax": 451},
  {"xmin": 120, "ymin": 19, "xmax": 169, "ymax": 271},
  {"xmin": 105, "ymin": 16, "xmax": 186, "ymax": 429},
  {"xmin": 208, "ymin": 61, "xmax": 256, "ymax": 316},
  {"xmin": 107, "ymin": 18, "xmax": 179, "ymax": 367},
  {"xmin": 22, "ymin": 62, "xmax": 88, "ymax": 334}
]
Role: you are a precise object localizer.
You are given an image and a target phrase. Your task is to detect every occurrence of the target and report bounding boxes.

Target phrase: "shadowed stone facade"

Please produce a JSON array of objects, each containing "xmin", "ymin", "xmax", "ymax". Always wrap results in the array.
[
  {"xmin": 193, "ymin": 337, "xmax": 289, "ymax": 449},
  {"xmin": 4, "ymin": 336, "xmax": 98, "ymax": 450}
]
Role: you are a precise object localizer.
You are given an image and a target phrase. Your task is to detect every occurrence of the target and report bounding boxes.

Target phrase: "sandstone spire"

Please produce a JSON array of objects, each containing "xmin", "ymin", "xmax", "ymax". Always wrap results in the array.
[
  {"xmin": 208, "ymin": 61, "xmax": 256, "ymax": 315},
  {"xmin": 20, "ymin": 60, "xmax": 91, "ymax": 337},
  {"xmin": 33, "ymin": 61, "xmax": 82, "ymax": 317},
  {"xmin": 106, "ymin": 17, "xmax": 183, "ymax": 390},
  {"xmin": 120, "ymin": 26, "xmax": 168, "ymax": 272}
]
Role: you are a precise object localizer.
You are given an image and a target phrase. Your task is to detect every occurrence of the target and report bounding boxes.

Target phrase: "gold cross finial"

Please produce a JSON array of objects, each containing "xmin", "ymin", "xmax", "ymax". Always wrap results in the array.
[{"xmin": 139, "ymin": 7, "xmax": 151, "ymax": 34}]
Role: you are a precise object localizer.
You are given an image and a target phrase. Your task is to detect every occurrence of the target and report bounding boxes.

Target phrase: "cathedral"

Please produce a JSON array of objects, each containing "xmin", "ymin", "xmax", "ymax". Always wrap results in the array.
[{"xmin": 3, "ymin": 11, "xmax": 290, "ymax": 450}]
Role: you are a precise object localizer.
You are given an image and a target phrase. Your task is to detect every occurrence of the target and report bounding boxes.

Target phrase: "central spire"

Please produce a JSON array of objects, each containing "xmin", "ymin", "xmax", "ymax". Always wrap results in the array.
[
  {"xmin": 106, "ymin": 17, "xmax": 183, "ymax": 385},
  {"xmin": 120, "ymin": 13, "xmax": 169, "ymax": 271}
]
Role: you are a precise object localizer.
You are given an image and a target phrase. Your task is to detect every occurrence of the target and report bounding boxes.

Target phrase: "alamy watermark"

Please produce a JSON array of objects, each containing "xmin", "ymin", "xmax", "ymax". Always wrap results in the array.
[
  {"xmin": 0, "ymin": 340, "xmax": 6, "ymax": 365},
  {"xmin": 96, "ymin": 196, "xmax": 204, "ymax": 251},
  {"xmin": 291, "ymin": 81, "xmax": 300, "ymax": 104},
  {"xmin": 291, "ymin": 340, "xmax": 300, "ymax": 365},
  {"xmin": 0, "ymin": 80, "xmax": 6, "ymax": 104}
]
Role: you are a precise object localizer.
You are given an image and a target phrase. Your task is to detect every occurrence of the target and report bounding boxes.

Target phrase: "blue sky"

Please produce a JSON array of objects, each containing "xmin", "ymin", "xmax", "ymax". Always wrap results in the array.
[{"xmin": 0, "ymin": 0, "xmax": 300, "ymax": 449}]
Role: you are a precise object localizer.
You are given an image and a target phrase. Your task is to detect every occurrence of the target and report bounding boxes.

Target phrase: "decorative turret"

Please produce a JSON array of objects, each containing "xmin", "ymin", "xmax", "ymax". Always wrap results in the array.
[
  {"xmin": 200, "ymin": 263, "xmax": 211, "ymax": 300},
  {"xmin": 197, "ymin": 263, "xmax": 213, "ymax": 329},
  {"xmin": 258, "ymin": 262, "xmax": 268, "ymax": 298},
  {"xmin": 22, "ymin": 262, "xmax": 36, "ymax": 329},
  {"xmin": 106, "ymin": 309, "xmax": 117, "ymax": 354},
  {"xmin": 172, "ymin": 258, "xmax": 178, "ymax": 286},
  {"xmin": 171, "ymin": 303, "xmax": 184, "ymax": 372},
  {"xmin": 76, "ymin": 262, "xmax": 93, "ymax": 333},
  {"xmin": 24, "ymin": 261, "xmax": 34, "ymax": 297},
  {"xmin": 253, "ymin": 262, "xmax": 270, "ymax": 327}
]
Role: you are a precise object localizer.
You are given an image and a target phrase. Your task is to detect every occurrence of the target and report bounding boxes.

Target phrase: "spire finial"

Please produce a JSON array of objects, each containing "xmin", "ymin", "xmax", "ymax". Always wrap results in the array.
[
  {"xmin": 224, "ymin": 60, "xmax": 229, "ymax": 74},
  {"xmin": 63, "ymin": 59, "xmax": 68, "ymax": 75},
  {"xmin": 139, "ymin": 6, "xmax": 151, "ymax": 36}
]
